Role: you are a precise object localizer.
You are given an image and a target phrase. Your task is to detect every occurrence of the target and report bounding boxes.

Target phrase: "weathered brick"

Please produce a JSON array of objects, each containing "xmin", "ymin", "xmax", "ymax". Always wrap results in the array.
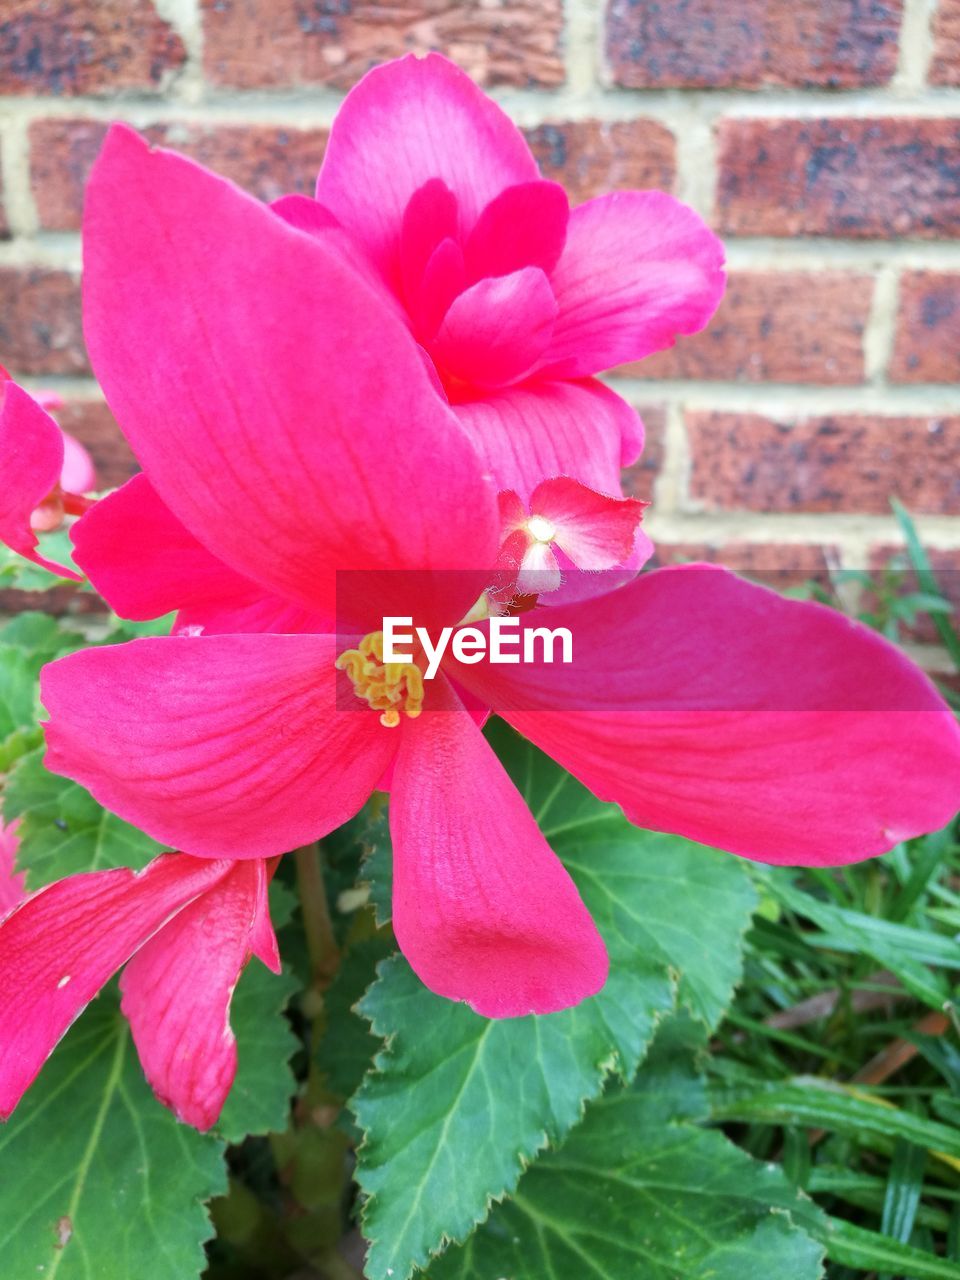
[
  {"xmin": 30, "ymin": 119, "xmax": 329, "ymax": 232},
  {"xmin": 54, "ymin": 399, "xmax": 137, "ymax": 490},
  {"xmin": 648, "ymin": 540, "xmax": 837, "ymax": 589},
  {"xmin": 620, "ymin": 404, "xmax": 667, "ymax": 502},
  {"xmin": 890, "ymin": 273, "xmax": 960, "ymax": 384},
  {"xmin": 0, "ymin": 1, "xmax": 186, "ymax": 96},
  {"xmin": 931, "ymin": 0, "xmax": 960, "ymax": 85},
  {"xmin": 523, "ymin": 120, "xmax": 676, "ymax": 204},
  {"xmin": 201, "ymin": 0, "xmax": 564, "ymax": 90},
  {"xmin": 716, "ymin": 118, "xmax": 960, "ymax": 239},
  {"xmin": 618, "ymin": 272, "xmax": 872, "ymax": 383},
  {"xmin": 0, "ymin": 269, "xmax": 86, "ymax": 376},
  {"xmin": 686, "ymin": 412, "xmax": 960, "ymax": 514},
  {"xmin": 606, "ymin": 0, "xmax": 902, "ymax": 89}
]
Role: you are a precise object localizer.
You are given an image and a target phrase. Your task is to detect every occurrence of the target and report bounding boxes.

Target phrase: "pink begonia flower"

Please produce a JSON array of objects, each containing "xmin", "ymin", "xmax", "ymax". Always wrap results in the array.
[
  {"xmin": 0, "ymin": 368, "xmax": 95, "ymax": 571},
  {"xmin": 32, "ymin": 124, "xmax": 960, "ymax": 1019},
  {"xmin": 0, "ymin": 821, "xmax": 26, "ymax": 917},
  {"xmin": 302, "ymin": 54, "xmax": 725, "ymax": 508},
  {"xmin": 0, "ymin": 851, "xmax": 279, "ymax": 1128}
]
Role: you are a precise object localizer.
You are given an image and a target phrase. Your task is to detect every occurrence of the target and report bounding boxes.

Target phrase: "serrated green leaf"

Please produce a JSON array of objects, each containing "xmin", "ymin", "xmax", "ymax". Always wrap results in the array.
[
  {"xmin": 3, "ymin": 748, "xmax": 165, "ymax": 887},
  {"xmin": 429, "ymin": 1018, "xmax": 825, "ymax": 1280},
  {"xmin": 317, "ymin": 936, "xmax": 394, "ymax": 1099},
  {"xmin": 0, "ymin": 989, "xmax": 227, "ymax": 1279},
  {"xmin": 215, "ymin": 956, "xmax": 300, "ymax": 1145},
  {"xmin": 353, "ymin": 727, "xmax": 757, "ymax": 1280}
]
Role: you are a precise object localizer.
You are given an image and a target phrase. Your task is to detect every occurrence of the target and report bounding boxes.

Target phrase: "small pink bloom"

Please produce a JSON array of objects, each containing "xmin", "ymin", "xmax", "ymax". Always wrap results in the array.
[
  {"xmin": 0, "ymin": 821, "xmax": 26, "ymax": 917},
  {"xmin": 0, "ymin": 852, "xmax": 279, "ymax": 1128}
]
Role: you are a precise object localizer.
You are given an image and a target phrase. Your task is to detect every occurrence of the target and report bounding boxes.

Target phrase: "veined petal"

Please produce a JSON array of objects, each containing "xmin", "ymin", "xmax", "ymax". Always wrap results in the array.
[
  {"xmin": 83, "ymin": 126, "xmax": 499, "ymax": 630},
  {"xmin": 0, "ymin": 380, "xmax": 81, "ymax": 581},
  {"xmin": 390, "ymin": 683, "xmax": 607, "ymax": 1017},
  {"xmin": 455, "ymin": 566, "xmax": 960, "ymax": 866},
  {"xmin": 453, "ymin": 378, "xmax": 644, "ymax": 501},
  {"xmin": 316, "ymin": 53, "xmax": 539, "ymax": 279},
  {"xmin": 540, "ymin": 192, "xmax": 726, "ymax": 378},
  {"xmin": 432, "ymin": 267, "xmax": 557, "ymax": 388},
  {"xmin": 120, "ymin": 858, "xmax": 273, "ymax": 1130},
  {"xmin": 0, "ymin": 854, "xmax": 231, "ymax": 1119},
  {"xmin": 42, "ymin": 634, "xmax": 397, "ymax": 859},
  {"xmin": 530, "ymin": 476, "xmax": 646, "ymax": 569}
]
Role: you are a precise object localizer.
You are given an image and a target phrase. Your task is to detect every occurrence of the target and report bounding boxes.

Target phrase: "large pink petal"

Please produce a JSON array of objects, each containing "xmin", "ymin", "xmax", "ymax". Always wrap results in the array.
[
  {"xmin": 390, "ymin": 683, "xmax": 607, "ymax": 1017},
  {"xmin": 453, "ymin": 377, "xmax": 644, "ymax": 501},
  {"xmin": 0, "ymin": 380, "xmax": 81, "ymax": 580},
  {"xmin": 72, "ymin": 475, "xmax": 329, "ymax": 634},
  {"xmin": 540, "ymin": 192, "xmax": 726, "ymax": 378},
  {"xmin": 0, "ymin": 853, "xmax": 231, "ymax": 1119},
  {"xmin": 432, "ymin": 267, "xmax": 557, "ymax": 387},
  {"xmin": 454, "ymin": 567, "xmax": 960, "ymax": 866},
  {"xmin": 83, "ymin": 126, "xmax": 499, "ymax": 631},
  {"xmin": 463, "ymin": 180, "xmax": 568, "ymax": 282},
  {"xmin": 42, "ymin": 634, "xmax": 397, "ymax": 859},
  {"xmin": 0, "ymin": 821, "xmax": 25, "ymax": 918},
  {"xmin": 316, "ymin": 53, "xmax": 539, "ymax": 279},
  {"xmin": 120, "ymin": 858, "xmax": 272, "ymax": 1130}
]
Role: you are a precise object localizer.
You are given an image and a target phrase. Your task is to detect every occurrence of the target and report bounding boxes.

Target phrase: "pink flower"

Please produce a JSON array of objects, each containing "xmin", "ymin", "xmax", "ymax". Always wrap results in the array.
[
  {"xmin": 295, "ymin": 54, "xmax": 724, "ymax": 508},
  {"xmin": 0, "ymin": 369, "xmax": 95, "ymax": 574},
  {"xmin": 0, "ymin": 852, "xmax": 279, "ymax": 1128},
  {"xmin": 32, "ymin": 124, "xmax": 960, "ymax": 1019},
  {"xmin": 0, "ymin": 821, "xmax": 26, "ymax": 917}
]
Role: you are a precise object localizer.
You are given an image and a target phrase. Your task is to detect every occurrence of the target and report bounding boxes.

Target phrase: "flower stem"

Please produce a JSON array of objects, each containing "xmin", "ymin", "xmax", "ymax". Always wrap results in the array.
[{"xmin": 294, "ymin": 841, "xmax": 339, "ymax": 989}]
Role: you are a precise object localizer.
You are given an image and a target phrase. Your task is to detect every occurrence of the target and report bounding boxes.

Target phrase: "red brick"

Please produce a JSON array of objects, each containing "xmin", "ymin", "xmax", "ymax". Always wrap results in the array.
[
  {"xmin": 686, "ymin": 412, "xmax": 960, "ymax": 514},
  {"xmin": 890, "ymin": 272, "xmax": 960, "ymax": 383},
  {"xmin": 0, "ymin": 1, "xmax": 186, "ymax": 96},
  {"xmin": 53, "ymin": 400, "xmax": 137, "ymax": 490},
  {"xmin": 620, "ymin": 404, "xmax": 667, "ymax": 502},
  {"xmin": 931, "ymin": 0, "xmax": 960, "ymax": 85},
  {"xmin": 606, "ymin": 0, "xmax": 902, "ymax": 89},
  {"xmin": 617, "ymin": 272, "xmax": 871, "ymax": 383},
  {"xmin": 0, "ymin": 269, "xmax": 86, "ymax": 376},
  {"xmin": 523, "ymin": 120, "xmax": 676, "ymax": 205},
  {"xmin": 30, "ymin": 119, "xmax": 330, "ymax": 232},
  {"xmin": 649, "ymin": 540, "xmax": 837, "ymax": 589},
  {"xmin": 201, "ymin": 0, "xmax": 564, "ymax": 91},
  {"xmin": 716, "ymin": 118, "xmax": 960, "ymax": 239}
]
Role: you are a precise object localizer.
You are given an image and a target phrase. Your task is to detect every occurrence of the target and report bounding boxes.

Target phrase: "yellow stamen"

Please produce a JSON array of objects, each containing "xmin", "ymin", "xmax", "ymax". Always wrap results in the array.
[{"xmin": 335, "ymin": 631, "xmax": 426, "ymax": 728}]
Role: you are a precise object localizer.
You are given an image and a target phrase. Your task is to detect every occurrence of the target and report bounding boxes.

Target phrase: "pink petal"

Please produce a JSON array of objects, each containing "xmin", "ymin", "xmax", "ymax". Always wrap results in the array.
[
  {"xmin": 59, "ymin": 432, "xmax": 96, "ymax": 496},
  {"xmin": 390, "ymin": 682, "xmax": 608, "ymax": 1017},
  {"xmin": 72, "ymin": 474, "xmax": 330, "ymax": 634},
  {"xmin": 316, "ymin": 53, "xmax": 539, "ymax": 278},
  {"xmin": 539, "ymin": 192, "xmax": 726, "ymax": 378},
  {"xmin": 120, "ymin": 858, "xmax": 273, "ymax": 1130},
  {"xmin": 463, "ymin": 180, "xmax": 569, "ymax": 282},
  {"xmin": 0, "ymin": 853, "xmax": 231, "ymax": 1119},
  {"xmin": 530, "ymin": 476, "xmax": 646, "ymax": 569},
  {"xmin": 0, "ymin": 380, "xmax": 81, "ymax": 580},
  {"xmin": 400, "ymin": 178, "xmax": 460, "ymax": 305},
  {"xmin": 453, "ymin": 377, "xmax": 644, "ymax": 501},
  {"xmin": 455, "ymin": 567, "xmax": 960, "ymax": 866},
  {"xmin": 415, "ymin": 236, "xmax": 468, "ymax": 340},
  {"xmin": 518, "ymin": 539, "xmax": 563, "ymax": 596},
  {"xmin": 42, "ymin": 634, "xmax": 397, "ymax": 859},
  {"xmin": 83, "ymin": 126, "xmax": 499, "ymax": 629},
  {"xmin": 0, "ymin": 821, "xmax": 25, "ymax": 917},
  {"xmin": 432, "ymin": 267, "xmax": 557, "ymax": 388}
]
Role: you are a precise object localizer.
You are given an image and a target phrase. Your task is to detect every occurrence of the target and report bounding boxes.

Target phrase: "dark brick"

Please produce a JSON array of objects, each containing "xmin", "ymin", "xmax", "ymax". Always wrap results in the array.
[
  {"xmin": 0, "ymin": 0, "xmax": 186, "ymax": 96},
  {"xmin": 30, "ymin": 119, "xmax": 330, "ymax": 231},
  {"xmin": 890, "ymin": 272, "xmax": 960, "ymax": 383},
  {"xmin": 716, "ymin": 118, "xmax": 960, "ymax": 239},
  {"xmin": 648, "ymin": 540, "xmax": 837, "ymax": 589},
  {"xmin": 617, "ymin": 271, "xmax": 872, "ymax": 383},
  {"xmin": 606, "ymin": 0, "xmax": 903, "ymax": 89},
  {"xmin": 0, "ymin": 269, "xmax": 86, "ymax": 376},
  {"xmin": 931, "ymin": 0, "xmax": 960, "ymax": 85},
  {"xmin": 54, "ymin": 399, "xmax": 137, "ymax": 490},
  {"xmin": 621, "ymin": 404, "xmax": 667, "ymax": 502},
  {"xmin": 523, "ymin": 120, "xmax": 676, "ymax": 205},
  {"xmin": 201, "ymin": 0, "xmax": 564, "ymax": 91},
  {"xmin": 687, "ymin": 412, "xmax": 960, "ymax": 514}
]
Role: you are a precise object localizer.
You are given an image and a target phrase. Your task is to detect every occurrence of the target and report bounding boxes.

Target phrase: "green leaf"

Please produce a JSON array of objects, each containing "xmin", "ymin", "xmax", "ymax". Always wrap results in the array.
[
  {"xmin": 352, "ymin": 726, "xmax": 757, "ymax": 1280},
  {"xmin": 429, "ymin": 1017, "xmax": 825, "ymax": 1280},
  {"xmin": 317, "ymin": 936, "xmax": 394, "ymax": 1100},
  {"xmin": 826, "ymin": 1216, "xmax": 960, "ymax": 1279},
  {"xmin": 0, "ymin": 989, "xmax": 226, "ymax": 1279},
  {"xmin": 0, "ymin": 530, "xmax": 81, "ymax": 591},
  {"xmin": 215, "ymin": 956, "xmax": 300, "ymax": 1145},
  {"xmin": 3, "ymin": 748, "xmax": 165, "ymax": 888}
]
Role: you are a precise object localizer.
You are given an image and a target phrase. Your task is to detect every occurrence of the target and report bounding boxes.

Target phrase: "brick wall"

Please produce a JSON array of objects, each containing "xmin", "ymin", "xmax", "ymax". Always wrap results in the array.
[{"xmin": 2, "ymin": 0, "xmax": 960, "ymax": 644}]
